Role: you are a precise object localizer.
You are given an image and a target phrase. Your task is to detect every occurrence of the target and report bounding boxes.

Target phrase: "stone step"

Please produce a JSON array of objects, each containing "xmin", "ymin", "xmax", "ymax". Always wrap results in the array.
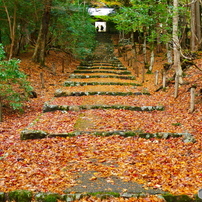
[
  {"xmin": 54, "ymin": 90, "xmax": 150, "ymax": 97},
  {"xmin": 43, "ymin": 103, "xmax": 164, "ymax": 113},
  {"xmin": 73, "ymin": 70, "xmax": 132, "ymax": 75},
  {"xmin": 77, "ymin": 66, "xmax": 127, "ymax": 70},
  {"xmin": 92, "ymin": 63, "xmax": 123, "ymax": 67},
  {"xmin": 20, "ymin": 129, "xmax": 195, "ymax": 143},
  {"xmin": 64, "ymin": 81, "xmax": 141, "ymax": 87},
  {"xmin": 69, "ymin": 75, "xmax": 136, "ymax": 80}
]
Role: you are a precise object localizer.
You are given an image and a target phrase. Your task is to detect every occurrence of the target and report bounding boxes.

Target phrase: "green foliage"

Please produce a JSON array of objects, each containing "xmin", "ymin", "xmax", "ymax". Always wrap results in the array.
[
  {"xmin": 51, "ymin": 1, "xmax": 96, "ymax": 59},
  {"xmin": 0, "ymin": 44, "xmax": 33, "ymax": 110},
  {"xmin": 0, "ymin": 0, "xmax": 43, "ymax": 47},
  {"xmin": 112, "ymin": 0, "xmax": 174, "ymax": 44}
]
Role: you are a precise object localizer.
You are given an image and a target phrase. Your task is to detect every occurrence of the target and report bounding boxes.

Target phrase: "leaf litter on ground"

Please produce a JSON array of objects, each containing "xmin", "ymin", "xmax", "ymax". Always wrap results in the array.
[{"xmin": 0, "ymin": 44, "xmax": 202, "ymax": 201}]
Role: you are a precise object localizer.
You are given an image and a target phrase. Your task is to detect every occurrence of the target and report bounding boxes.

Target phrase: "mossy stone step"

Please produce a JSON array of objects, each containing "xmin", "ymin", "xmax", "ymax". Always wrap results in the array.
[
  {"xmin": 20, "ymin": 129, "xmax": 195, "ymax": 143},
  {"xmin": 54, "ymin": 90, "xmax": 150, "ymax": 97},
  {"xmin": 69, "ymin": 75, "xmax": 136, "ymax": 80},
  {"xmin": 1, "ymin": 190, "xmax": 201, "ymax": 202},
  {"xmin": 93, "ymin": 64, "xmax": 124, "ymax": 67},
  {"xmin": 64, "ymin": 81, "xmax": 141, "ymax": 86},
  {"xmin": 73, "ymin": 70, "xmax": 131, "ymax": 75},
  {"xmin": 7, "ymin": 190, "xmax": 33, "ymax": 202},
  {"xmin": 43, "ymin": 103, "xmax": 164, "ymax": 113},
  {"xmin": 92, "ymin": 63, "xmax": 112, "ymax": 65},
  {"xmin": 77, "ymin": 66, "xmax": 127, "ymax": 70}
]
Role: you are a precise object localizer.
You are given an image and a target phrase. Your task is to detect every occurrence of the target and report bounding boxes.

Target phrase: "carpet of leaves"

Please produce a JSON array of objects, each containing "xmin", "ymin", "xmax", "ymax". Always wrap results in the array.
[{"xmin": 0, "ymin": 48, "xmax": 202, "ymax": 202}]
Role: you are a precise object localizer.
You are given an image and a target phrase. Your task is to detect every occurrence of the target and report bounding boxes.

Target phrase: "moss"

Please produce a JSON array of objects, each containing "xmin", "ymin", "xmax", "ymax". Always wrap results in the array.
[
  {"xmin": 0, "ymin": 192, "xmax": 5, "ymax": 202},
  {"xmin": 54, "ymin": 91, "xmax": 150, "ymax": 97},
  {"xmin": 88, "ymin": 192, "xmax": 120, "ymax": 198},
  {"xmin": 193, "ymin": 194, "xmax": 202, "ymax": 202},
  {"xmin": 20, "ymin": 129, "xmax": 47, "ymax": 140},
  {"xmin": 123, "ymin": 131, "xmax": 137, "ymax": 137},
  {"xmin": 8, "ymin": 190, "xmax": 32, "ymax": 202},
  {"xmin": 172, "ymin": 123, "xmax": 181, "ymax": 126},
  {"xmin": 43, "ymin": 104, "xmax": 164, "ymax": 113},
  {"xmin": 35, "ymin": 192, "xmax": 61, "ymax": 202},
  {"xmin": 162, "ymin": 193, "xmax": 194, "ymax": 202}
]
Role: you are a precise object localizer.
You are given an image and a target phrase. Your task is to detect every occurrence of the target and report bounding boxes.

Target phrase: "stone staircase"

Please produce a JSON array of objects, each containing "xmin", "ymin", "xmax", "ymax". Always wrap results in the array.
[{"xmin": 21, "ymin": 33, "xmax": 194, "ymax": 143}]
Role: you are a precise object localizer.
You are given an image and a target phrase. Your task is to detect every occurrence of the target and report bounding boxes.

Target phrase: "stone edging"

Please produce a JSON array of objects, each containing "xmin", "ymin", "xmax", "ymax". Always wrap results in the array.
[
  {"xmin": 73, "ymin": 70, "xmax": 132, "ymax": 75},
  {"xmin": 69, "ymin": 75, "xmax": 136, "ymax": 80},
  {"xmin": 54, "ymin": 90, "xmax": 150, "ymax": 97},
  {"xmin": 64, "ymin": 81, "xmax": 141, "ymax": 86},
  {"xmin": 77, "ymin": 66, "xmax": 126, "ymax": 70},
  {"xmin": 43, "ymin": 103, "xmax": 164, "ymax": 113},
  {"xmin": 0, "ymin": 190, "xmax": 201, "ymax": 202},
  {"xmin": 20, "ymin": 129, "xmax": 195, "ymax": 143}
]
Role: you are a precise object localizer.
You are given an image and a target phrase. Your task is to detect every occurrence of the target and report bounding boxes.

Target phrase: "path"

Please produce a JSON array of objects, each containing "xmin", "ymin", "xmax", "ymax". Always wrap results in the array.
[{"xmin": 20, "ymin": 33, "xmax": 195, "ymax": 199}]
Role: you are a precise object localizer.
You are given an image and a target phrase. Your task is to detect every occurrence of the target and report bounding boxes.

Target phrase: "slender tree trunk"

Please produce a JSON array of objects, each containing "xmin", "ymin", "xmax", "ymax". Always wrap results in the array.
[
  {"xmin": 155, "ymin": 70, "xmax": 159, "ymax": 85},
  {"xmin": 190, "ymin": 0, "xmax": 201, "ymax": 51},
  {"xmin": 180, "ymin": 16, "xmax": 188, "ymax": 49},
  {"xmin": 190, "ymin": 87, "xmax": 195, "ymax": 112},
  {"xmin": 143, "ymin": 27, "xmax": 147, "ymax": 67},
  {"xmin": 3, "ymin": 0, "xmax": 17, "ymax": 60},
  {"xmin": 0, "ymin": 97, "xmax": 2, "ymax": 122},
  {"xmin": 166, "ymin": 42, "xmax": 173, "ymax": 64},
  {"xmin": 156, "ymin": 23, "xmax": 162, "ymax": 53},
  {"xmin": 191, "ymin": 0, "xmax": 197, "ymax": 51},
  {"xmin": 173, "ymin": 0, "xmax": 183, "ymax": 84},
  {"xmin": 32, "ymin": 0, "xmax": 52, "ymax": 66},
  {"xmin": 195, "ymin": 0, "xmax": 201, "ymax": 49},
  {"xmin": 149, "ymin": 44, "xmax": 154, "ymax": 72}
]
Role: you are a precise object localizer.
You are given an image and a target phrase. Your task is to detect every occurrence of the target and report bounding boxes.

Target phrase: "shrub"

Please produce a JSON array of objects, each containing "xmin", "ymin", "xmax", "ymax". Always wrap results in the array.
[{"xmin": 0, "ymin": 44, "xmax": 33, "ymax": 117}]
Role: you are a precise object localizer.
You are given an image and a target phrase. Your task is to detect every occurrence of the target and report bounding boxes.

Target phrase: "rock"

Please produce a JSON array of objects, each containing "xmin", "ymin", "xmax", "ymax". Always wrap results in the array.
[
  {"xmin": 35, "ymin": 192, "xmax": 61, "ymax": 202},
  {"xmin": 20, "ymin": 129, "xmax": 48, "ymax": 140},
  {"xmin": 182, "ymin": 133, "xmax": 196, "ymax": 143},
  {"xmin": 43, "ymin": 102, "xmax": 59, "ymax": 112}
]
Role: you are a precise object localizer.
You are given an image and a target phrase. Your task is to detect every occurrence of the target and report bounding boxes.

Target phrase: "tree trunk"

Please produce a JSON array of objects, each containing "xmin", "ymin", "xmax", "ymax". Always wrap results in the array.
[
  {"xmin": 0, "ymin": 97, "xmax": 2, "ymax": 122},
  {"xmin": 195, "ymin": 0, "xmax": 201, "ymax": 49},
  {"xmin": 190, "ymin": 87, "xmax": 195, "ymax": 112},
  {"xmin": 156, "ymin": 24, "xmax": 162, "ymax": 53},
  {"xmin": 149, "ymin": 45, "xmax": 154, "ymax": 72},
  {"xmin": 190, "ymin": 0, "xmax": 201, "ymax": 51},
  {"xmin": 191, "ymin": 0, "xmax": 196, "ymax": 51},
  {"xmin": 166, "ymin": 42, "xmax": 173, "ymax": 64},
  {"xmin": 3, "ymin": 0, "xmax": 17, "ymax": 60},
  {"xmin": 173, "ymin": 0, "xmax": 183, "ymax": 84},
  {"xmin": 16, "ymin": 23, "xmax": 30, "ymax": 55},
  {"xmin": 32, "ymin": 0, "xmax": 52, "ymax": 66},
  {"xmin": 143, "ymin": 27, "xmax": 147, "ymax": 67},
  {"xmin": 155, "ymin": 70, "xmax": 159, "ymax": 85}
]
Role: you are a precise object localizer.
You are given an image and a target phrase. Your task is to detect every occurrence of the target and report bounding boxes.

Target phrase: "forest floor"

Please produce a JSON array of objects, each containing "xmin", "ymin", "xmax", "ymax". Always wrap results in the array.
[{"xmin": 0, "ymin": 33, "xmax": 202, "ymax": 202}]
